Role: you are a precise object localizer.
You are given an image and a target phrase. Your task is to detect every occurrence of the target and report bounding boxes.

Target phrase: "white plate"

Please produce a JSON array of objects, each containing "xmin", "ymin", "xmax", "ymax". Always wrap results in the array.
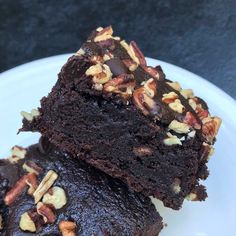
[{"xmin": 0, "ymin": 55, "xmax": 236, "ymax": 236}]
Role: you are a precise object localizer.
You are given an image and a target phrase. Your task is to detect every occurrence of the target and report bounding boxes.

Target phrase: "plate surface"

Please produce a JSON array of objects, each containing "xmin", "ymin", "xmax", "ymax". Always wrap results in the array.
[{"xmin": 0, "ymin": 55, "xmax": 236, "ymax": 236}]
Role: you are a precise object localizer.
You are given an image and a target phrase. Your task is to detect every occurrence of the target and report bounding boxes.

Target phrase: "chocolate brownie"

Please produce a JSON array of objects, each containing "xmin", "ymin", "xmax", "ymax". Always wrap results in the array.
[
  {"xmin": 20, "ymin": 26, "xmax": 222, "ymax": 210},
  {"xmin": 0, "ymin": 138, "xmax": 163, "ymax": 236}
]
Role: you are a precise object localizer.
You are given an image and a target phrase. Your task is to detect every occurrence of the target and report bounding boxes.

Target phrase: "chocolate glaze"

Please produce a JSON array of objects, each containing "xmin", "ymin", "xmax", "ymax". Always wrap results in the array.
[{"xmin": 0, "ymin": 141, "xmax": 162, "ymax": 236}]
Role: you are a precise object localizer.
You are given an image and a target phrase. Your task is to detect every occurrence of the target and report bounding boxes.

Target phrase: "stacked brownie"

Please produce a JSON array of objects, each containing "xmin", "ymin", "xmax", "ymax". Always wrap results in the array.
[
  {"xmin": 0, "ymin": 26, "xmax": 221, "ymax": 235},
  {"xmin": 21, "ymin": 26, "xmax": 221, "ymax": 210}
]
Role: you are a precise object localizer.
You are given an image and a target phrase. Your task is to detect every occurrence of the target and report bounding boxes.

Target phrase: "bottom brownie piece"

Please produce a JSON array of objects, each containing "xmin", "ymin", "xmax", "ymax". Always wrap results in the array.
[{"xmin": 0, "ymin": 137, "xmax": 163, "ymax": 236}]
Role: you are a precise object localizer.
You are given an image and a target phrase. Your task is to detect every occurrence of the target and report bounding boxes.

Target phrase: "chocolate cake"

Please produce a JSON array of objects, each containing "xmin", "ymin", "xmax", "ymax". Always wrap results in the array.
[
  {"xmin": 0, "ymin": 138, "xmax": 163, "ymax": 235},
  {"xmin": 20, "ymin": 26, "xmax": 222, "ymax": 210}
]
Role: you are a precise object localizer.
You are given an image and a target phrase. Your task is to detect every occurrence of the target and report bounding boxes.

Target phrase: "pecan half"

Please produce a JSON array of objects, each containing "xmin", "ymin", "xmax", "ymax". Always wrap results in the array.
[
  {"xmin": 37, "ymin": 202, "xmax": 56, "ymax": 224},
  {"xmin": 130, "ymin": 41, "xmax": 146, "ymax": 66},
  {"xmin": 33, "ymin": 170, "xmax": 58, "ymax": 203},
  {"xmin": 120, "ymin": 40, "xmax": 140, "ymax": 65},
  {"xmin": 59, "ymin": 220, "xmax": 77, "ymax": 236},
  {"xmin": 180, "ymin": 89, "xmax": 194, "ymax": 99},
  {"xmin": 143, "ymin": 78, "xmax": 157, "ymax": 98}
]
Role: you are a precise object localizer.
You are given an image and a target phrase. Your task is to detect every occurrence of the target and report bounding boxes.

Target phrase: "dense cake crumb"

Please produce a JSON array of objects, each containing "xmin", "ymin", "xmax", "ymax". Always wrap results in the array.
[{"xmin": 21, "ymin": 26, "xmax": 221, "ymax": 210}]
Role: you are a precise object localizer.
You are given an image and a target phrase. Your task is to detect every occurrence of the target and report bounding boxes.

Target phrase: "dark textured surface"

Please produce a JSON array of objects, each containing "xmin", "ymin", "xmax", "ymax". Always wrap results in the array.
[
  {"xmin": 0, "ymin": 141, "xmax": 162, "ymax": 235},
  {"xmin": 0, "ymin": 0, "xmax": 235, "ymax": 98}
]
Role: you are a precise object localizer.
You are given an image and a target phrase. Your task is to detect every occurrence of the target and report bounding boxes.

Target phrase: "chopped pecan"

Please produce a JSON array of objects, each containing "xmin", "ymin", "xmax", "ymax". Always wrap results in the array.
[
  {"xmin": 171, "ymin": 178, "xmax": 181, "ymax": 194},
  {"xmin": 183, "ymin": 112, "xmax": 201, "ymax": 129},
  {"xmin": 36, "ymin": 202, "xmax": 56, "ymax": 224},
  {"xmin": 26, "ymin": 173, "xmax": 38, "ymax": 196},
  {"xmin": 75, "ymin": 48, "xmax": 85, "ymax": 56},
  {"xmin": 23, "ymin": 161, "xmax": 43, "ymax": 175},
  {"xmin": 143, "ymin": 78, "xmax": 157, "ymax": 98},
  {"xmin": 130, "ymin": 41, "xmax": 146, "ymax": 66},
  {"xmin": 133, "ymin": 87, "xmax": 159, "ymax": 116},
  {"xmin": 163, "ymin": 132, "xmax": 182, "ymax": 146},
  {"xmin": 59, "ymin": 220, "xmax": 77, "ymax": 236},
  {"xmin": 166, "ymin": 81, "xmax": 181, "ymax": 91},
  {"xmin": 142, "ymin": 66, "xmax": 160, "ymax": 79},
  {"xmin": 42, "ymin": 186, "xmax": 67, "ymax": 210},
  {"xmin": 33, "ymin": 170, "xmax": 58, "ymax": 203},
  {"xmin": 186, "ymin": 192, "xmax": 198, "ymax": 201},
  {"xmin": 180, "ymin": 89, "xmax": 194, "ymax": 99},
  {"xmin": 4, "ymin": 174, "xmax": 29, "ymax": 205},
  {"xmin": 103, "ymin": 74, "xmax": 135, "ymax": 97},
  {"xmin": 168, "ymin": 99, "xmax": 185, "ymax": 113},
  {"xmin": 162, "ymin": 92, "xmax": 179, "ymax": 104},
  {"xmin": 9, "ymin": 145, "xmax": 26, "ymax": 163},
  {"xmin": 195, "ymin": 106, "xmax": 209, "ymax": 120},
  {"xmin": 122, "ymin": 59, "xmax": 138, "ymax": 71},
  {"xmin": 202, "ymin": 117, "xmax": 222, "ymax": 143},
  {"xmin": 168, "ymin": 120, "xmax": 190, "ymax": 134},
  {"xmin": 120, "ymin": 40, "xmax": 140, "ymax": 65},
  {"xmin": 85, "ymin": 63, "xmax": 112, "ymax": 84},
  {"xmin": 94, "ymin": 26, "xmax": 113, "ymax": 42},
  {"xmin": 19, "ymin": 212, "xmax": 37, "ymax": 232},
  {"xmin": 21, "ymin": 109, "xmax": 40, "ymax": 122}
]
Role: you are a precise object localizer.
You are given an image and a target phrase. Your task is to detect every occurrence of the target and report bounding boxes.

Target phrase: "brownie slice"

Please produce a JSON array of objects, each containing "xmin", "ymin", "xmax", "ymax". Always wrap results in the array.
[
  {"xmin": 20, "ymin": 26, "xmax": 222, "ymax": 210},
  {"xmin": 0, "ymin": 138, "xmax": 163, "ymax": 236}
]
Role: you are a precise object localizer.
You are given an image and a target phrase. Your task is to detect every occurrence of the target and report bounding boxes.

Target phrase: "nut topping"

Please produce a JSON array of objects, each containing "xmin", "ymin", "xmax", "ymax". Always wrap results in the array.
[
  {"xmin": 94, "ymin": 26, "xmax": 113, "ymax": 42},
  {"xmin": 8, "ymin": 145, "xmax": 26, "ymax": 163},
  {"xmin": 43, "ymin": 186, "xmax": 67, "ymax": 209},
  {"xmin": 186, "ymin": 192, "xmax": 198, "ymax": 201},
  {"xmin": 75, "ymin": 48, "xmax": 85, "ymax": 56},
  {"xmin": 143, "ymin": 78, "xmax": 157, "ymax": 98},
  {"xmin": 4, "ymin": 174, "xmax": 29, "ymax": 205},
  {"xmin": 180, "ymin": 89, "xmax": 194, "ymax": 99},
  {"xmin": 85, "ymin": 63, "xmax": 112, "ymax": 84},
  {"xmin": 172, "ymin": 178, "xmax": 181, "ymax": 194},
  {"xmin": 103, "ymin": 74, "xmax": 135, "ymax": 97},
  {"xmin": 33, "ymin": 170, "xmax": 58, "ymax": 203},
  {"xmin": 163, "ymin": 132, "xmax": 182, "ymax": 146},
  {"xmin": 183, "ymin": 112, "xmax": 201, "ymax": 129},
  {"xmin": 26, "ymin": 173, "xmax": 38, "ymax": 196},
  {"xmin": 120, "ymin": 40, "xmax": 140, "ymax": 65},
  {"xmin": 23, "ymin": 161, "xmax": 43, "ymax": 175},
  {"xmin": 59, "ymin": 220, "xmax": 77, "ymax": 236},
  {"xmin": 133, "ymin": 87, "xmax": 159, "ymax": 116},
  {"xmin": 19, "ymin": 212, "xmax": 37, "ymax": 232},
  {"xmin": 166, "ymin": 81, "xmax": 181, "ymax": 91},
  {"xmin": 122, "ymin": 59, "xmax": 138, "ymax": 71},
  {"xmin": 130, "ymin": 41, "xmax": 147, "ymax": 66},
  {"xmin": 21, "ymin": 109, "xmax": 40, "ymax": 122},
  {"xmin": 168, "ymin": 120, "xmax": 190, "ymax": 134},
  {"xmin": 168, "ymin": 99, "xmax": 185, "ymax": 113},
  {"xmin": 202, "ymin": 117, "xmax": 222, "ymax": 143},
  {"xmin": 37, "ymin": 202, "xmax": 56, "ymax": 224},
  {"xmin": 142, "ymin": 66, "xmax": 160, "ymax": 79},
  {"xmin": 162, "ymin": 92, "xmax": 178, "ymax": 104}
]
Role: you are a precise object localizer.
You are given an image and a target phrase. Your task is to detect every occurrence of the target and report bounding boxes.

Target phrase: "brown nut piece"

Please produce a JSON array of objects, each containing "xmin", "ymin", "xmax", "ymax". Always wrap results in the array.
[
  {"xmin": 8, "ymin": 145, "xmax": 26, "ymax": 163},
  {"xmin": 130, "ymin": 41, "xmax": 146, "ymax": 66},
  {"xmin": 133, "ymin": 87, "xmax": 159, "ymax": 116},
  {"xmin": 162, "ymin": 92, "xmax": 179, "ymax": 104},
  {"xmin": 120, "ymin": 40, "xmax": 140, "ymax": 65},
  {"xmin": 33, "ymin": 170, "xmax": 58, "ymax": 203},
  {"xmin": 168, "ymin": 120, "xmax": 190, "ymax": 134},
  {"xmin": 183, "ymin": 112, "xmax": 201, "ymax": 130},
  {"xmin": 23, "ymin": 161, "xmax": 43, "ymax": 175},
  {"xmin": 26, "ymin": 172, "xmax": 38, "ymax": 196},
  {"xmin": 142, "ymin": 66, "xmax": 160, "ymax": 79},
  {"xmin": 122, "ymin": 59, "xmax": 138, "ymax": 71},
  {"xmin": 202, "ymin": 117, "xmax": 222, "ymax": 143},
  {"xmin": 42, "ymin": 186, "xmax": 67, "ymax": 210},
  {"xmin": 94, "ymin": 26, "xmax": 113, "ymax": 42},
  {"xmin": 143, "ymin": 78, "xmax": 157, "ymax": 98},
  {"xmin": 59, "ymin": 220, "xmax": 77, "ymax": 236},
  {"xmin": 19, "ymin": 212, "xmax": 37, "ymax": 232},
  {"xmin": 4, "ymin": 174, "xmax": 29, "ymax": 205},
  {"xmin": 37, "ymin": 202, "xmax": 56, "ymax": 224},
  {"xmin": 103, "ymin": 74, "xmax": 135, "ymax": 97}
]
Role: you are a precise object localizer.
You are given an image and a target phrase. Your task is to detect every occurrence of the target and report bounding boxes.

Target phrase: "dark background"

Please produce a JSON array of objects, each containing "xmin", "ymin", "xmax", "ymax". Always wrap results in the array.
[{"xmin": 0, "ymin": 0, "xmax": 235, "ymax": 98}]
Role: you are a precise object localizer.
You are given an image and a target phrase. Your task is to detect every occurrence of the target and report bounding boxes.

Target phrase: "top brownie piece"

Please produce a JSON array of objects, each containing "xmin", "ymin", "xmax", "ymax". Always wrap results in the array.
[{"xmin": 20, "ymin": 26, "xmax": 222, "ymax": 210}]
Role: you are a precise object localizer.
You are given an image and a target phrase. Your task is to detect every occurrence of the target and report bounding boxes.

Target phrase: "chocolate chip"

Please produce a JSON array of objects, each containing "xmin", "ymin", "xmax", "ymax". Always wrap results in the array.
[
  {"xmin": 38, "ymin": 137, "xmax": 52, "ymax": 154},
  {"xmin": 105, "ymin": 58, "xmax": 128, "ymax": 76}
]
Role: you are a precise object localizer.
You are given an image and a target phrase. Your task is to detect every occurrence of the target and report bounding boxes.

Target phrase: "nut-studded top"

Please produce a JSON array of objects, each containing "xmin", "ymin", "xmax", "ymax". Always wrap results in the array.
[{"xmin": 72, "ymin": 26, "xmax": 221, "ymax": 147}]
